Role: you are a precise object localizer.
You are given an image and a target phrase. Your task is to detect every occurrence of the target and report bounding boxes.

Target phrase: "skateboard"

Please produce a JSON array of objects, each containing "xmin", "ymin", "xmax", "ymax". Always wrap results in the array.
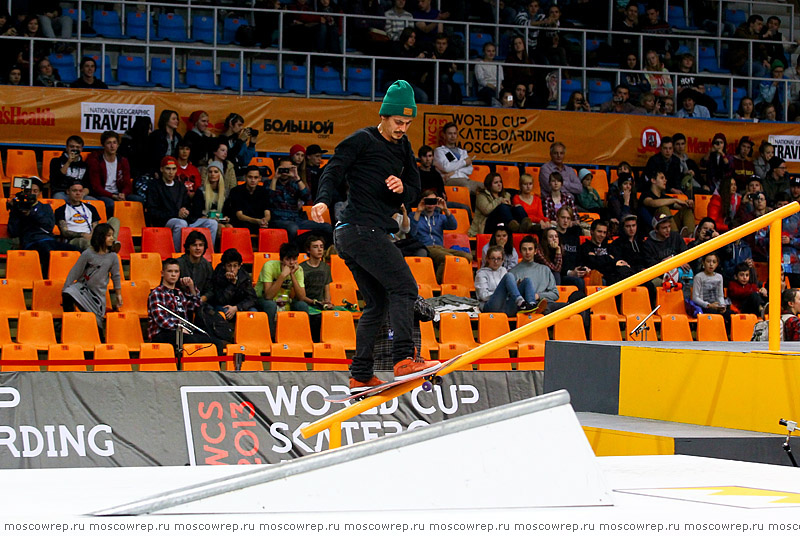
[{"xmin": 324, "ymin": 354, "xmax": 465, "ymax": 404}]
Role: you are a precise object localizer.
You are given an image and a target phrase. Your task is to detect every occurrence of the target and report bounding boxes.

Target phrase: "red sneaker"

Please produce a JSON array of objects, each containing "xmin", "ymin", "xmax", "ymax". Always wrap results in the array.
[
  {"xmin": 393, "ymin": 356, "xmax": 440, "ymax": 381},
  {"xmin": 349, "ymin": 376, "xmax": 386, "ymax": 394}
]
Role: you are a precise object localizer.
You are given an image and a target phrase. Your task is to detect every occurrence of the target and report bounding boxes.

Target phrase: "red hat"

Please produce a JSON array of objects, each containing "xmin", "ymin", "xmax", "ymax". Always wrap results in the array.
[
  {"xmin": 290, "ymin": 144, "xmax": 305, "ymax": 156},
  {"xmin": 161, "ymin": 156, "xmax": 178, "ymax": 167}
]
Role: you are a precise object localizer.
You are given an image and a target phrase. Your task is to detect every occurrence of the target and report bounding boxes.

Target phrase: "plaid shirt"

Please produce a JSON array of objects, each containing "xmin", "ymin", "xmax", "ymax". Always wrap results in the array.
[
  {"xmin": 269, "ymin": 179, "xmax": 311, "ymax": 222},
  {"xmin": 543, "ymin": 191, "xmax": 577, "ymax": 222},
  {"xmin": 147, "ymin": 284, "xmax": 203, "ymax": 341}
]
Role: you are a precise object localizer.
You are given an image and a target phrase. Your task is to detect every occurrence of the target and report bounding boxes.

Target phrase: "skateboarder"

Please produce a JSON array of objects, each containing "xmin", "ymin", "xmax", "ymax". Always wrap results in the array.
[{"xmin": 311, "ymin": 80, "xmax": 440, "ymax": 394}]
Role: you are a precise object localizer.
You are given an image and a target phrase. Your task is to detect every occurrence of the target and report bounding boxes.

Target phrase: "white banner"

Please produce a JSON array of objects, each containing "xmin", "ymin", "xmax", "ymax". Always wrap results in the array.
[
  {"xmin": 80, "ymin": 102, "xmax": 155, "ymax": 133},
  {"xmin": 769, "ymin": 134, "xmax": 800, "ymax": 161}
]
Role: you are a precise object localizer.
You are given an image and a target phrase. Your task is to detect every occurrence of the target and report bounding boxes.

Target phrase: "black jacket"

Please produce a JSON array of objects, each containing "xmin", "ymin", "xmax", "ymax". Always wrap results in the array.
[
  {"xmin": 205, "ymin": 264, "xmax": 257, "ymax": 311},
  {"xmin": 145, "ymin": 179, "xmax": 193, "ymax": 227},
  {"xmin": 642, "ymin": 230, "xmax": 687, "ymax": 268}
]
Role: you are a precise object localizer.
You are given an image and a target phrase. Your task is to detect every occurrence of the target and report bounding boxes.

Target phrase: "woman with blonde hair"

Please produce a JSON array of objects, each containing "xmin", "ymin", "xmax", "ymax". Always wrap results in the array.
[
  {"xmin": 644, "ymin": 49, "xmax": 674, "ymax": 98},
  {"xmin": 200, "ymin": 161, "xmax": 231, "ymax": 234}
]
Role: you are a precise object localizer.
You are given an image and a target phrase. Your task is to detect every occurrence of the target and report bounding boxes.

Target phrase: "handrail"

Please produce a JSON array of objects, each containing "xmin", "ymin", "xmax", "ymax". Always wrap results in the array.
[{"xmin": 300, "ymin": 202, "xmax": 800, "ymax": 446}]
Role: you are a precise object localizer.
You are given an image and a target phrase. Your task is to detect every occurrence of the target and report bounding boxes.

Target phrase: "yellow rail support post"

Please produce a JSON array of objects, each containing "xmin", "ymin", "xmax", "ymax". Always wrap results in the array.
[{"xmin": 302, "ymin": 202, "xmax": 800, "ymax": 449}]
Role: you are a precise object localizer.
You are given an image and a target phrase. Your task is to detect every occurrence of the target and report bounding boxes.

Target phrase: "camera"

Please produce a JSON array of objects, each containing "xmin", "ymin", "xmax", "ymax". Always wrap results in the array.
[
  {"xmin": 748, "ymin": 193, "xmax": 761, "ymax": 201},
  {"xmin": 704, "ymin": 230, "xmax": 714, "ymax": 238},
  {"xmin": 13, "ymin": 177, "xmax": 32, "ymax": 190},
  {"xmin": 424, "ymin": 197, "xmax": 438, "ymax": 206},
  {"xmin": 277, "ymin": 167, "xmax": 291, "ymax": 174},
  {"xmin": 613, "ymin": 96, "xmax": 623, "ymax": 103},
  {"xmin": 70, "ymin": 149, "xmax": 80, "ymax": 156},
  {"xmin": 249, "ymin": 128, "xmax": 259, "ymax": 136}
]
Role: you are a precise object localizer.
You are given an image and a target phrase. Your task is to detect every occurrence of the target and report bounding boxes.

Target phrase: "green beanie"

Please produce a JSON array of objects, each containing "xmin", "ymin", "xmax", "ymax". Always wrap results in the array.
[{"xmin": 379, "ymin": 80, "xmax": 417, "ymax": 118}]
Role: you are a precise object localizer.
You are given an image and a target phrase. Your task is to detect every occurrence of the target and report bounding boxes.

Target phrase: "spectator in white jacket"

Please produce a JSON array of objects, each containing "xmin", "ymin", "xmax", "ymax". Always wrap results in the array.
[
  {"xmin": 474, "ymin": 41, "xmax": 504, "ymax": 106},
  {"xmin": 434, "ymin": 122, "xmax": 477, "ymax": 193}
]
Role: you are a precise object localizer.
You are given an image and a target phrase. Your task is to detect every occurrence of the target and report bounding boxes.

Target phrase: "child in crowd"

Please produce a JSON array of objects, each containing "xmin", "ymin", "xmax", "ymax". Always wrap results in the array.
[
  {"xmin": 692, "ymin": 253, "xmax": 731, "ymax": 326},
  {"xmin": 727, "ymin": 262, "xmax": 767, "ymax": 317},
  {"xmin": 575, "ymin": 168, "xmax": 604, "ymax": 215}
]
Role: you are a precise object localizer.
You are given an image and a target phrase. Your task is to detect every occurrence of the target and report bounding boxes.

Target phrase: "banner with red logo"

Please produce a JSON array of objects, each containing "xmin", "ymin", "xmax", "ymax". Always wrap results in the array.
[
  {"xmin": 0, "ymin": 370, "xmax": 537, "ymax": 468},
  {"xmin": 1, "ymin": 86, "xmax": 797, "ymax": 170}
]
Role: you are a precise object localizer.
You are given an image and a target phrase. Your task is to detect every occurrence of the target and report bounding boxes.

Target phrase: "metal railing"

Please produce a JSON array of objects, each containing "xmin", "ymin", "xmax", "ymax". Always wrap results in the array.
[{"xmin": 300, "ymin": 202, "xmax": 800, "ymax": 450}]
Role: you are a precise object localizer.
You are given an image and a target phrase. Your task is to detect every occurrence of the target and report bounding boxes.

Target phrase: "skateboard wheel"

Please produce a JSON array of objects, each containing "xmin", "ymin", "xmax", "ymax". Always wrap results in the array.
[
  {"xmin": 421, "ymin": 380, "xmax": 433, "ymax": 392},
  {"xmin": 432, "ymin": 376, "xmax": 443, "ymax": 386}
]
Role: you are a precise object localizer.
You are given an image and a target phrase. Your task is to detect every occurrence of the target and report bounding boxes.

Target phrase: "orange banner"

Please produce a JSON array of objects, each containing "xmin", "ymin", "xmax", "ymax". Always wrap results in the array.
[{"xmin": 2, "ymin": 86, "xmax": 798, "ymax": 170}]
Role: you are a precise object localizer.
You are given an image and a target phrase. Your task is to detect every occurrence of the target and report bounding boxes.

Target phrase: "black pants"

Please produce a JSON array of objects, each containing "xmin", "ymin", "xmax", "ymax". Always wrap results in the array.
[
  {"xmin": 334, "ymin": 224, "xmax": 417, "ymax": 381},
  {"xmin": 151, "ymin": 329, "xmax": 227, "ymax": 357}
]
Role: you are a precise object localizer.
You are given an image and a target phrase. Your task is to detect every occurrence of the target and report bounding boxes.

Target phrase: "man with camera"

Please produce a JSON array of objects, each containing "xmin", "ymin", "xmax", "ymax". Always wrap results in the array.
[
  {"xmin": 55, "ymin": 181, "xmax": 121, "ymax": 251},
  {"xmin": 145, "ymin": 156, "xmax": 219, "ymax": 252},
  {"xmin": 224, "ymin": 165, "xmax": 271, "ymax": 233},
  {"xmin": 600, "ymin": 84, "xmax": 643, "ymax": 114},
  {"xmin": 269, "ymin": 156, "xmax": 332, "ymax": 243},
  {"xmin": 8, "ymin": 177, "xmax": 78, "ymax": 272},
  {"xmin": 50, "ymin": 136, "xmax": 94, "ymax": 201},
  {"xmin": 410, "ymin": 189, "xmax": 473, "ymax": 282}
]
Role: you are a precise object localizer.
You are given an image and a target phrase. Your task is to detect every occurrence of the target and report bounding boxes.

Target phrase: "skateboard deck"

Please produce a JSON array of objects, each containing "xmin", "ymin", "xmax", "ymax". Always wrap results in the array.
[{"xmin": 324, "ymin": 354, "xmax": 466, "ymax": 403}]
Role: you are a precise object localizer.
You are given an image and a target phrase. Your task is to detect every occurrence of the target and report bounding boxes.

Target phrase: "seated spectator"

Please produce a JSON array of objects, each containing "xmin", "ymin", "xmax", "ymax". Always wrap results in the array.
[
  {"xmin": 177, "ymin": 230, "xmax": 214, "ymax": 298},
  {"xmin": 224, "ymin": 165, "xmax": 271, "ymax": 234},
  {"xmin": 299, "ymin": 234, "xmax": 332, "ymax": 309},
  {"xmin": 87, "ymin": 130, "xmax": 144, "ymax": 217},
  {"xmin": 434, "ymin": 122, "xmax": 477, "ymax": 193},
  {"xmin": 540, "ymin": 142, "xmax": 581, "ymax": 197},
  {"xmin": 198, "ymin": 161, "xmax": 230, "ymax": 232},
  {"xmin": 206, "ymin": 248, "xmax": 258, "ymax": 321},
  {"xmin": 691, "ymin": 253, "xmax": 730, "ymax": 325},
  {"xmin": 8, "ymin": 177, "xmax": 78, "ymax": 273},
  {"xmin": 575, "ymin": 168, "xmax": 604, "ymax": 215},
  {"xmin": 735, "ymin": 178, "xmax": 763, "ymax": 224},
  {"xmin": 600, "ymin": 84, "xmax": 643, "ymax": 114},
  {"xmin": 219, "ymin": 113, "xmax": 258, "ymax": 176},
  {"xmin": 410, "ymin": 190, "xmax": 473, "ymax": 281},
  {"xmin": 543, "ymin": 172, "xmax": 577, "ymax": 223},
  {"xmin": 731, "ymin": 136, "xmax": 756, "ymax": 190},
  {"xmin": 503, "ymin": 36, "xmax": 536, "ymax": 96},
  {"xmin": 754, "ymin": 141, "xmax": 774, "ymax": 180},
  {"xmin": 622, "ymin": 55, "xmax": 651, "ymax": 105},
  {"xmin": 313, "ymin": 0, "xmax": 342, "ymax": 55},
  {"xmin": 119, "ymin": 116, "xmax": 153, "ymax": 186},
  {"xmin": 481, "ymin": 223, "xmax": 518, "ymax": 270},
  {"xmin": 763, "ymin": 156, "xmax": 789, "ymax": 203},
  {"xmin": 384, "ymin": 0, "xmax": 413, "ymax": 42},
  {"xmin": 736, "ymin": 97, "xmax": 758, "ymax": 121},
  {"xmin": 675, "ymin": 53, "xmax": 716, "ymax": 114},
  {"xmin": 13, "ymin": 16, "xmax": 46, "ymax": 73},
  {"xmin": 512, "ymin": 173, "xmax": 548, "ymax": 230},
  {"xmin": 183, "ymin": 110, "xmax": 214, "ymax": 167},
  {"xmin": 755, "ymin": 60, "xmax": 788, "ymax": 120},
  {"xmin": 676, "ymin": 89, "xmax": 711, "ymax": 119},
  {"xmin": 536, "ymin": 4, "xmax": 572, "ymax": 66},
  {"xmin": 699, "ymin": 133, "xmax": 731, "ymax": 196},
  {"xmin": 638, "ymin": 170, "xmax": 694, "ymax": 235},
  {"xmin": 510, "ymin": 235, "xmax": 559, "ymax": 308},
  {"xmin": 145, "ymin": 156, "xmax": 219, "ymax": 252},
  {"xmin": 61, "ymin": 223, "xmax": 121, "ymax": 328},
  {"xmin": 71, "ymin": 56, "xmax": 108, "ymax": 89},
  {"xmin": 761, "ymin": 103, "xmax": 778, "ymax": 122},
  {"xmin": 535, "ymin": 227, "xmax": 563, "ymax": 284},
  {"xmin": 688, "ymin": 217, "xmax": 731, "ymax": 275},
  {"xmin": 607, "ymin": 171, "xmax": 637, "ymax": 229},
  {"xmin": 6, "ymin": 65, "xmax": 24, "ymax": 86},
  {"xmin": 638, "ymin": 92, "xmax": 658, "ymax": 114},
  {"xmin": 289, "ymin": 144, "xmax": 307, "ymax": 184},
  {"xmin": 147, "ymin": 110, "xmax": 182, "ymax": 178},
  {"xmin": 728, "ymin": 261, "xmax": 767, "ymax": 316},
  {"xmin": 708, "ymin": 177, "xmax": 741, "ymax": 232},
  {"xmin": 672, "ymin": 133, "xmax": 701, "ymax": 192},
  {"xmin": 475, "ymin": 42, "xmax": 503, "ymax": 107},
  {"xmin": 643, "ymin": 49, "xmax": 673, "ymax": 98},
  {"xmin": 391, "ymin": 205, "xmax": 427, "ymax": 257},
  {"xmin": 50, "ymin": 135, "xmax": 93, "ymax": 201},
  {"xmin": 33, "ymin": 57, "xmax": 64, "ymax": 88},
  {"xmin": 609, "ymin": 214, "xmax": 655, "ymax": 302},
  {"xmin": 269, "ymin": 157, "xmax": 333, "ymax": 243},
  {"xmin": 514, "ymin": 0, "xmax": 546, "ymax": 52},
  {"xmin": 656, "ymin": 95, "xmax": 675, "ymax": 116},
  {"xmin": 388, "ymin": 28, "xmax": 430, "ymax": 104},
  {"xmin": 512, "ymin": 82, "xmax": 544, "ymax": 110},
  {"xmin": 36, "ymin": 3, "xmax": 72, "ymax": 40},
  {"xmin": 176, "ymin": 140, "xmax": 202, "ymax": 192},
  {"xmin": 147, "ymin": 258, "xmax": 226, "ymax": 354},
  {"xmin": 728, "ymin": 15, "xmax": 769, "ymax": 78},
  {"xmin": 469, "ymin": 172, "xmax": 529, "ymax": 236},
  {"xmin": 554, "ymin": 205, "xmax": 587, "ymax": 292},
  {"xmin": 202, "ymin": 140, "xmax": 238, "ymax": 193},
  {"xmin": 642, "ymin": 213, "xmax": 690, "ymax": 285},
  {"xmin": 255, "ymin": 242, "xmax": 310, "ymax": 336},
  {"xmin": 55, "ymin": 181, "xmax": 120, "ymax": 251},
  {"xmin": 578, "ymin": 219, "xmax": 632, "ymax": 284},
  {"xmin": 413, "ymin": 0, "xmax": 447, "ymax": 49},
  {"xmin": 781, "ymin": 288, "xmax": 800, "ymax": 341},
  {"xmin": 565, "ymin": 91, "xmax": 591, "ymax": 112},
  {"xmin": 643, "ymin": 136, "xmax": 683, "ymax": 194},
  {"xmin": 475, "ymin": 245, "xmax": 542, "ymax": 315},
  {"xmin": 418, "ymin": 144, "xmax": 445, "ymax": 199}
]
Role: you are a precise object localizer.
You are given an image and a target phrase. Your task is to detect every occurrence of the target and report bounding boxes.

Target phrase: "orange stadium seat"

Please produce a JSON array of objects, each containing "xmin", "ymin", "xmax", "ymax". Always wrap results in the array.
[
  {"xmin": 61, "ymin": 312, "xmax": 102, "ymax": 350},
  {"xmin": 275, "ymin": 311, "xmax": 313, "ymax": 354},
  {"xmin": 417, "ymin": 283, "xmax": 434, "ymax": 299},
  {"xmin": 220, "ymin": 227, "xmax": 254, "ymax": 264},
  {"xmin": 0, "ymin": 314, "xmax": 11, "ymax": 345},
  {"xmin": 115, "ymin": 201, "xmax": 146, "ymax": 237},
  {"xmin": 731, "ymin": 314, "xmax": 758, "ymax": 341},
  {"xmin": 116, "ymin": 226, "xmax": 135, "ymax": 260},
  {"xmin": 6, "ymin": 250, "xmax": 43, "ymax": 288},
  {"xmin": 249, "ymin": 156, "xmax": 275, "ymax": 178},
  {"xmin": 621, "ymin": 286, "xmax": 654, "ymax": 318},
  {"xmin": 320, "ymin": 310, "xmax": 356, "ymax": 351},
  {"xmin": 405, "ymin": 256, "xmax": 440, "ymax": 292},
  {"xmin": 419, "ymin": 320, "xmax": 438, "ymax": 357},
  {"xmin": 17, "ymin": 311, "xmax": 57, "ymax": 350},
  {"xmin": 1, "ymin": 343, "xmax": 39, "ymax": 371},
  {"xmin": 270, "ymin": 342, "xmax": 308, "ymax": 371},
  {"xmin": 330, "ymin": 254, "xmax": 358, "ymax": 289},
  {"xmin": 106, "ymin": 312, "xmax": 145, "ymax": 351},
  {"xmin": 697, "ymin": 314, "xmax": 728, "ymax": 341},
  {"xmin": 86, "ymin": 200, "xmax": 107, "ymax": 223},
  {"xmin": 590, "ymin": 313, "xmax": 622, "ymax": 341},
  {"xmin": 470, "ymin": 164, "xmax": 490, "ymax": 184},
  {"xmin": 139, "ymin": 343, "xmax": 178, "ymax": 371},
  {"xmin": 182, "ymin": 343, "xmax": 221, "ymax": 371},
  {"xmin": 516, "ymin": 312, "xmax": 548, "ymax": 345},
  {"xmin": 311, "ymin": 342, "xmax": 349, "ymax": 371},
  {"xmin": 141, "ymin": 227, "xmax": 175, "ymax": 260},
  {"xmin": 553, "ymin": 314, "xmax": 586, "ymax": 341},
  {"xmin": 517, "ymin": 342, "xmax": 545, "ymax": 371},
  {"xmin": 93, "ymin": 343, "xmax": 132, "ymax": 371},
  {"xmin": 302, "ymin": 204, "xmax": 330, "ymax": 224},
  {"xmin": 444, "ymin": 186, "xmax": 471, "ymax": 211},
  {"xmin": 440, "ymin": 283, "xmax": 470, "ymax": 298},
  {"xmin": 258, "ymin": 228, "xmax": 289, "ymax": 253},
  {"xmin": 41, "ymin": 150, "xmax": 62, "ymax": 183},
  {"xmin": 438, "ymin": 342, "xmax": 472, "ymax": 371},
  {"xmin": 234, "ymin": 311, "xmax": 272, "ymax": 353},
  {"xmin": 444, "ymin": 208, "xmax": 470, "ymax": 234},
  {"xmin": 225, "ymin": 343, "xmax": 265, "ymax": 371},
  {"xmin": 478, "ymin": 312, "xmax": 515, "ymax": 350},
  {"xmin": 443, "ymin": 232, "xmax": 470, "ymax": 251},
  {"xmin": 587, "ymin": 286, "xmax": 625, "ymax": 321},
  {"xmin": 119, "ymin": 280, "xmax": 150, "ymax": 317},
  {"xmin": 48, "ymin": 250, "xmax": 80, "ymax": 281},
  {"xmin": 130, "ymin": 253, "xmax": 163, "ymax": 288},
  {"xmin": 47, "ymin": 344, "xmax": 87, "ymax": 371},
  {"xmin": 439, "ymin": 312, "xmax": 477, "ymax": 349},
  {"xmin": 626, "ymin": 313, "xmax": 658, "ymax": 341},
  {"xmin": 441, "ymin": 256, "xmax": 475, "ymax": 291},
  {"xmin": 496, "ymin": 164, "xmax": 521, "ymax": 190},
  {"xmin": 251, "ymin": 252, "xmax": 278, "ymax": 283},
  {"xmin": 660, "ymin": 314, "xmax": 693, "ymax": 341},
  {"xmin": 5, "ymin": 149, "xmax": 38, "ymax": 181},
  {"xmin": 0, "ymin": 279, "xmax": 27, "ymax": 318},
  {"xmin": 477, "ymin": 346, "xmax": 511, "ymax": 371},
  {"xmin": 556, "ymin": 285, "xmax": 578, "ymax": 303}
]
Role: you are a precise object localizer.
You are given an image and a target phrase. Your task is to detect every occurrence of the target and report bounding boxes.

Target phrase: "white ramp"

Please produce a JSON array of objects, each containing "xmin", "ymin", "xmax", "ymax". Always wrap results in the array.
[{"xmin": 95, "ymin": 390, "xmax": 612, "ymax": 515}]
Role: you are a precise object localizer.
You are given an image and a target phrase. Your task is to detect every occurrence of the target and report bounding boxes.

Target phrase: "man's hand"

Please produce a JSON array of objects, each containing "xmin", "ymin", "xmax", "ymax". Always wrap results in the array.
[
  {"xmin": 178, "ymin": 207, "xmax": 190, "ymax": 219},
  {"xmin": 310, "ymin": 202, "xmax": 328, "ymax": 223},
  {"xmin": 180, "ymin": 276, "xmax": 195, "ymax": 294},
  {"xmin": 223, "ymin": 305, "xmax": 238, "ymax": 319},
  {"xmin": 225, "ymin": 269, "xmax": 237, "ymax": 283},
  {"xmin": 259, "ymin": 218, "xmax": 269, "ymax": 228},
  {"xmin": 386, "ymin": 175, "xmax": 404, "ymax": 194},
  {"xmin": 280, "ymin": 262, "xmax": 292, "ymax": 277}
]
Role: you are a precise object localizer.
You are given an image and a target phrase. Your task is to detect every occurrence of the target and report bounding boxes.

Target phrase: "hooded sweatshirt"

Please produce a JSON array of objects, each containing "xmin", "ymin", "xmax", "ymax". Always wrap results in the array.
[
  {"xmin": 700, "ymin": 132, "xmax": 731, "ymax": 194},
  {"xmin": 642, "ymin": 228, "xmax": 687, "ymax": 268}
]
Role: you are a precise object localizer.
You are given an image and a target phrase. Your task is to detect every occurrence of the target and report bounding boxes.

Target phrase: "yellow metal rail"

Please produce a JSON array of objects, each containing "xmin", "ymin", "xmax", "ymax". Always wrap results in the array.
[{"xmin": 301, "ymin": 202, "xmax": 800, "ymax": 447}]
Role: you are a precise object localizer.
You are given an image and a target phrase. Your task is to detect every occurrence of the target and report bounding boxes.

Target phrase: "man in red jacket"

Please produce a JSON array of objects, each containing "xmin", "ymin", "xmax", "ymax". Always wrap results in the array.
[{"xmin": 87, "ymin": 130, "xmax": 144, "ymax": 217}]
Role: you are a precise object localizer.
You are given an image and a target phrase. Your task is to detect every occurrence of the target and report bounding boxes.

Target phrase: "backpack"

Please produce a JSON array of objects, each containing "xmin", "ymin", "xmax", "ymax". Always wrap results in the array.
[
  {"xmin": 194, "ymin": 304, "xmax": 234, "ymax": 343},
  {"xmin": 751, "ymin": 314, "xmax": 794, "ymax": 341}
]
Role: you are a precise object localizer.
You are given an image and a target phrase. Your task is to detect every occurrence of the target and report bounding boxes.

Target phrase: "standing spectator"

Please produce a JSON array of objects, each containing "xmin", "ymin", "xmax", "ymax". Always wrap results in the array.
[
  {"xmin": 269, "ymin": 157, "xmax": 333, "ymax": 242},
  {"xmin": 675, "ymin": 53, "xmax": 716, "ymax": 114},
  {"xmin": 413, "ymin": 0, "xmax": 448, "ymax": 49},
  {"xmin": 612, "ymin": 2, "xmax": 640, "ymax": 61},
  {"xmin": 428, "ymin": 33, "xmax": 461, "ymax": 105},
  {"xmin": 503, "ymin": 36, "xmax": 536, "ymax": 95},
  {"xmin": 540, "ymin": 142, "xmax": 581, "ymax": 196},
  {"xmin": 475, "ymin": 42, "xmax": 503, "ymax": 107},
  {"xmin": 384, "ymin": 0, "xmax": 413, "ymax": 41},
  {"xmin": 88, "ymin": 130, "xmax": 143, "ymax": 217},
  {"xmin": 305, "ymin": 144, "xmax": 327, "ymax": 200},
  {"xmin": 224, "ymin": 165, "xmax": 271, "ymax": 234},
  {"xmin": 410, "ymin": 190, "xmax": 472, "ymax": 281},
  {"xmin": 119, "ymin": 116, "xmax": 153, "ymax": 186},
  {"xmin": 206, "ymin": 248, "xmax": 258, "ymax": 322},
  {"xmin": 255, "ymin": 242, "xmax": 309, "ymax": 336},
  {"xmin": 536, "ymin": 4, "xmax": 571, "ymax": 67},
  {"xmin": 728, "ymin": 15, "xmax": 769, "ymax": 78},
  {"xmin": 71, "ymin": 56, "xmax": 108, "ymax": 89},
  {"xmin": 145, "ymin": 156, "xmax": 219, "ymax": 252},
  {"xmin": 514, "ymin": 0, "xmax": 546, "ymax": 52},
  {"xmin": 314, "ymin": 0, "xmax": 342, "ymax": 55},
  {"xmin": 641, "ymin": 3, "xmax": 674, "ymax": 59},
  {"xmin": 469, "ymin": 173, "xmax": 529, "ymax": 236},
  {"xmin": 36, "ymin": 2, "xmax": 72, "ymax": 41},
  {"xmin": 50, "ymin": 135, "xmax": 91, "ymax": 200},
  {"xmin": 177, "ymin": 230, "xmax": 214, "ymax": 298},
  {"xmin": 673, "ymin": 133, "xmax": 701, "ymax": 192},
  {"xmin": 708, "ymin": 178, "xmax": 741, "ymax": 233},
  {"xmin": 61, "ymin": 223, "xmax": 121, "ymax": 328},
  {"xmin": 55, "ymin": 181, "xmax": 121, "ymax": 251},
  {"xmin": 389, "ymin": 28, "xmax": 430, "ymax": 104},
  {"xmin": 434, "ymin": 122, "xmax": 476, "ymax": 192},
  {"xmin": 644, "ymin": 136, "xmax": 683, "ymax": 194},
  {"xmin": 147, "ymin": 258, "xmax": 226, "ymax": 354},
  {"xmin": 183, "ymin": 111, "xmax": 214, "ymax": 167}
]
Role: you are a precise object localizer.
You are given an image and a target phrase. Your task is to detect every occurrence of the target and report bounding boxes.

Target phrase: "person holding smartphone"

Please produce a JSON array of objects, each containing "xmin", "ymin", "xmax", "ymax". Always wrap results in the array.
[
  {"xmin": 51, "ymin": 135, "xmax": 94, "ymax": 201},
  {"xmin": 410, "ymin": 190, "xmax": 473, "ymax": 282}
]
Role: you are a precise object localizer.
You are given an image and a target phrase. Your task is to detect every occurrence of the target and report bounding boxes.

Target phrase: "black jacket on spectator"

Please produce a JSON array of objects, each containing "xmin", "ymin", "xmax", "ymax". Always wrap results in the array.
[
  {"xmin": 642, "ymin": 229, "xmax": 687, "ymax": 268},
  {"xmin": 8, "ymin": 201, "xmax": 56, "ymax": 248},
  {"xmin": 223, "ymin": 183, "xmax": 272, "ymax": 233},
  {"xmin": 147, "ymin": 129, "xmax": 182, "ymax": 177},
  {"xmin": 49, "ymin": 153, "xmax": 89, "ymax": 195},
  {"xmin": 205, "ymin": 264, "xmax": 257, "ymax": 312},
  {"xmin": 145, "ymin": 179, "xmax": 193, "ymax": 227},
  {"xmin": 609, "ymin": 234, "xmax": 648, "ymax": 273},
  {"xmin": 644, "ymin": 153, "xmax": 683, "ymax": 193},
  {"xmin": 557, "ymin": 225, "xmax": 583, "ymax": 277}
]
